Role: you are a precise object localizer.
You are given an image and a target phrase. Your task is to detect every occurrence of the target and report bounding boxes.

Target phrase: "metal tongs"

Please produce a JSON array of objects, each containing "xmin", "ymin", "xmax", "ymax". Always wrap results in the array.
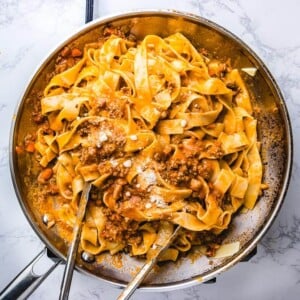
[
  {"xmin": 60, "ymin": 2, "xmax": 181, "ymax": 299},
  {"xmin": 117, "ymin": 226, "xmax": 181, "ymax": 300},
  {"xmin": 59, "ymin": 1, "xmax": 94, "ymax": 297},
  {"xmin": 59, "ymin": 182, "xmax": 92, "ymax": 299}
]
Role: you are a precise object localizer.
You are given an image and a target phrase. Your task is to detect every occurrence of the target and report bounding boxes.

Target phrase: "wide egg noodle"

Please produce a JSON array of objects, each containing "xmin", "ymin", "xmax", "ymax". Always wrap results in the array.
[{"xmin": 31, "ymin": 32, "xmax": 265, "ymax": 261}]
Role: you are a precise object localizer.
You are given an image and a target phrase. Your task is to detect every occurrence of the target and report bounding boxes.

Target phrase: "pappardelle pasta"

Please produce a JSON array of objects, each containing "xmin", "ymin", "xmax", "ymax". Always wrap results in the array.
[{"xmin": 20, "ymin": 30, "xmax": 264, "ymax": 262}]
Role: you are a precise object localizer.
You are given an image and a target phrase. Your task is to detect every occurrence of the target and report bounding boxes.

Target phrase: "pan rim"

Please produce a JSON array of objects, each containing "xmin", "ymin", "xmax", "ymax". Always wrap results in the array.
[{"xmin": 9, "ymin": 9, "xmax": 293, "ymax": 291}]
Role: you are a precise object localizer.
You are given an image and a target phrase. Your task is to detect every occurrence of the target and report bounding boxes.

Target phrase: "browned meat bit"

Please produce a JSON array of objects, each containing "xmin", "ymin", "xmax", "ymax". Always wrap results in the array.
[
  {"xmin": 32, "ymin": 111, "xmax": 46, "ymax": 124},
  {"xmin": 40, "ymin": 125, "xmax": 54, "ymax": 136},
  {"xmin": 78, "ymin": 125, "xmax": 90, "ymax": 137},
  {"xmin": 165, "ymin": 81, "xmax": 176, "ymax": 93},
  {"xmin": 208, "ymin": 58, "xmax": 232, "ymax": 78},
  {"xmin": 117, "ymin": 194, "xmax": 146, "ymax": 215},
  {"xmin": 127, "ymin": 233, "xmax": 142, "ymax": 246},
  {"xmin": 128, "ymin": 195, "xmax": 142, "ymax": 206},
  {"xmin": 98, "ymin": 142, "xmax": 117, "ymax": 158},
  {"xmin": 199, "ymin": 48, "xmax": 208, "ymax": 57},
  {"xmin": 89, "ymin": 97, "xmax": 107, "ymax": 116},
  {"xmin": 15, "ymin": 145, "xmax": 24, "ymax": 155},
  {"xmin": 197, "ymin": 160, "xmax": 213, "ymax": 180},
  {"xmin": 106, "ymin": 99, "xmax": 125, "ymax": 119},
  {"xmin": 55, "ymin": 46, "xmax": 82, "ymax": 74},
  {"xmin": 111, "ymin": 163, "xmax": 129, "ymax": 178},
  {"xmin": 97, "ymin": 161, "xmax": 113, "ymax": 176},
  {"xmin": 90, "ymin": 96, "xmax": 127, "ymax": 119},
  {"xmin": 81, "ymin": 146, "xmax": 97, "ymax": 164},
  {"xmin": 153, "ymin": 152, "xmax": 162, "ymax": 162},
  {"xmin": 158, "ymin": 151, "xmax": 214, "ymax": 187},
  {"xmin": 206, "ymin": 141, "xmax": 224, "ymax": 159},
  {"xmin": 103, "ymin": 26, "xmax": 120, "ymax": 37},
  {"xmin": 60, "ymin": 46, "xmax": 71, "ymax": 57},
  {"xmin": 112, "ymin": 181, "xmax": 125, "ymax": 200},
  {"xmin": 104, "ymin": 178, "xmax": 127, "ymax": 201},
  {"xmin": 40, "ymin": 176, "xmax": 60, "ymax": 196},
  {"xmin": 206, "ymin": 243, "xmax": 220, "ymax": 257},
  {"xmin": 190, "ymin": 179, "xmax": 202, "ymax": 191},
  {"xmin": 153, "ymin": 145, "xmax": 174, "ymax": 162},
  {"xmin": 55, "ymin": 59, "xmax": 68, "ymax": 74},
  {"xmin": 101, "ymin": 207, "xmax": 140, "ymax": 244},
  {"xmin": 24, "ymin": 133, "xmax": 36, "ymax": 153},
  {"xmin": 159, "ymin": 158, "xmax": 190, "ymax": 186},
  {"xmin": 96, "ymin": 97, "xmax": 107, "ymax": 109},
  {"xmin": 48, "ymin": 183, "xmax": 59, "ymax": 195},
  {"xmin": 103, "ymin": 25, "xmax": 129, "ymax": 39},
  {"xmin": 226, "ymin": 82, "xmax": 239, "ymax": 91},
  {"xmin": 31, "ymin": 96, "xmax": 46, "ymax": 124}
]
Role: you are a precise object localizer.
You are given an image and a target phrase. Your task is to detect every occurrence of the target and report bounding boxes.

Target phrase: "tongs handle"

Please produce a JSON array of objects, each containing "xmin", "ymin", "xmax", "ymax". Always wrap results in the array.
[
  {"xmin": 85, "ymin": 0, "xmax": 94, "ymax": 23},
  {"xmin": 117, "ymin": 226, "xmax": 181, "ymax": 300},
  {"xmin": 0, "ymin": 248, "xmax": 61, "ymax": 300}
]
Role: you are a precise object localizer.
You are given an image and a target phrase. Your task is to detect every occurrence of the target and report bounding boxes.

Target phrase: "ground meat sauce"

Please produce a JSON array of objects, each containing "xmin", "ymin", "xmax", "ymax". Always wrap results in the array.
[
  {"xmin": 79, "ymin": 120, "xmax": 126, "ymax": 165},
  {"xmin": 101, "ymin": 207, "xmax": 141, "ymax": 246},
  {"xmin": 54, "ymin": 46, "xmax": 82, "ymax": 74},
  {"xmin": 18, "ymin": 29, "xmax": 248, "ymax": 261}
]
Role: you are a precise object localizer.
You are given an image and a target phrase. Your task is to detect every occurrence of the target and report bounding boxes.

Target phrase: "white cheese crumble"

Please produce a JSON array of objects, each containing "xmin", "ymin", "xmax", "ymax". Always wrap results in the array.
[
  {"xmin": 129, "ymin": 134, "xmax": 138, "ymax": 141},
  {"xmin": 136, "ymin": 183, "xmax": 141, "ymax": 188},
  {"xmin": 180, "ymin": 119, "xmax": 187, "ymax": 127},
  {"xmin": 123, "ymin": 159, "xmax": 132, "ymax": 168},
  {"xmin": 125, "ymin": 191, "xmax": 131, "ymax": 197},
  {"xmin": 241, "ymin": 67, "xmax": 257, "ymax": 77},
  {"xmin": 145, "ymin": 203, "xmax": 152, "ymax": 209},
  {"xmin": 110, "ymin": 160, "xmax": 119, "ymax": 167},
  {"xmin": 136, "ymin": 165, "xmax": 144, "ymax": 173},
  {"xmin": 99, "ymin": 132, "xmax": 108, "ymax": 142},
  {"xmin": 143, "ymin": 170, "xmax": 157, "ymax": 185},
  {"xmin": 149, "ymin": 195, "xmax": 167, "ymax": 208}
]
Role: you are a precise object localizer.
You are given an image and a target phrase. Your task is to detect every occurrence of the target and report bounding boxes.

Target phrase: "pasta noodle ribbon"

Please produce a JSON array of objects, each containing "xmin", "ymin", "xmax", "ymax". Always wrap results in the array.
[{"xmin": 28, "ymin": 31, "xmax": 265, "ymax": 261}]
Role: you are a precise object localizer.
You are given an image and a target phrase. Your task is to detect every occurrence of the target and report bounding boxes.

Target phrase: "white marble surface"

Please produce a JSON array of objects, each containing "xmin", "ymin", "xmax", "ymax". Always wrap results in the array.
[{"xmin": 0, "ymin": 0, "xmax": 299, "ymax": 299}]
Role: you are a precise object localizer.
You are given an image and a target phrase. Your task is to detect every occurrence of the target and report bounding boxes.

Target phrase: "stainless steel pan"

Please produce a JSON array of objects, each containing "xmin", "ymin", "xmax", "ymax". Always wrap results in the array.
[{"xmin": 2, "ymin": 10, "xmax": 293, "ymax": 299}]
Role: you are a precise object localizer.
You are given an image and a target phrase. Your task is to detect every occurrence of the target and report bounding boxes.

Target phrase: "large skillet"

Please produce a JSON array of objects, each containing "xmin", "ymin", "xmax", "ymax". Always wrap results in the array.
[{"xmin": 3, "ymin": 10, "xmax": 293, "ymax": 299}]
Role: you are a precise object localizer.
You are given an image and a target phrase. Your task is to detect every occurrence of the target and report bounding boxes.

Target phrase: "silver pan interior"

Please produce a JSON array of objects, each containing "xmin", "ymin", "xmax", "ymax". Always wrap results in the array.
[{"xmin": 10, "ymin": 10, "xmax": 292, "ymax": 291}]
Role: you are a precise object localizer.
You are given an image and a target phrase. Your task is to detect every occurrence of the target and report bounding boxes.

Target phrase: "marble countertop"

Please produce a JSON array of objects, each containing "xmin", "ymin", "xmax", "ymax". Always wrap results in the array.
[{"xmin": 0, "ymin": 0, "xmax": 299, "ymax": 299}]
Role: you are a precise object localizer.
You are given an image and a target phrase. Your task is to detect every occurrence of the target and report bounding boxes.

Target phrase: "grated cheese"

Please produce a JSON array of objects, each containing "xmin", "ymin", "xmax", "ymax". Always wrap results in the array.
[
  {"xmin": 180, "ymin": 119, "xmax": 187, "ymax": 127},
  {"xmin": 241, "ymin": 67, "xmax": 257, "ymax": 77},
  {"xmin": 110, "ymin": 160, "xmax": 119, "ymax": 167},
  {"xmin": 123, "ymin": 159, "xmax": 132, "ymax": 168},
  {"xmin": 129, "ymin": 134, "xmax": 138, "ymax": 141},
  {"xmin": 149, "ymin": 194, "xmax": 167, "ymax": 208},
  {"xmin": 213, "ymin": 242, "xmax": 240, "ymax": 258},
  {"xmin": 99, "ymin": 132, "xmax": 108, "ymax": 142},
  {"xmin": 136, "ymin": 165, "xmax": 143, "ymax": 173},
  {"xmin": 152, "ymin": 244, "xmax": 157, "ymax": 249},
  {"xmin": 143, "ymin": 170, "xmax": 157, "ymax": 185}
]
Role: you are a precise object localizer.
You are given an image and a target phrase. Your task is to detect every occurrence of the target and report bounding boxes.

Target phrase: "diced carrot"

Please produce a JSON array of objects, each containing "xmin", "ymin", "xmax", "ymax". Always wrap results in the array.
[
  {"xmin": 71, "ymin": 48, "xmax": 82, "ymax": 57},
  {"xmin": 15, "ymin": 145, "xmax": 24, "ymax": 155},
  {"xmin": 25, "ymin": 141, "xmax": 35, "ymax": 153},
  {"xmin": 38, "ymin": 168, "xmax": 53, "ymax": 183}
]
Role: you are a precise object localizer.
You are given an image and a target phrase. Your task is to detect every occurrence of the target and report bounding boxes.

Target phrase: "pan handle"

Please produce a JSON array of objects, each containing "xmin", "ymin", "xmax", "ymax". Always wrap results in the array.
[{"xmin": 0, "ymin": 248, "xmax": 62, "ymax": 300}]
